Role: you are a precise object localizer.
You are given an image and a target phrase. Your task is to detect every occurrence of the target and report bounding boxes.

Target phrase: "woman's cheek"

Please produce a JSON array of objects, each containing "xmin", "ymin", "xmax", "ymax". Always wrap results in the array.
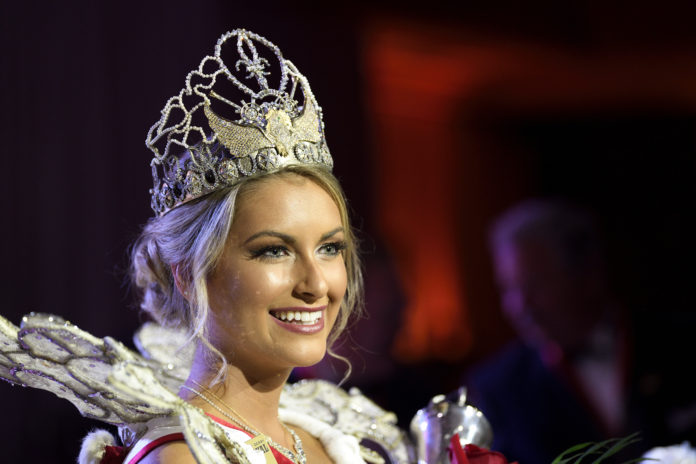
[
  {"xmin": 330, "ymin": 262, "xmax": 348, "ymax": 301},
  {"xmin": 328, "ymin": 265, "xmax": 348, "ymax": 325},
  {"xmin": 262, "ymin": 266, "xmax": 294, "ymax": 295}
]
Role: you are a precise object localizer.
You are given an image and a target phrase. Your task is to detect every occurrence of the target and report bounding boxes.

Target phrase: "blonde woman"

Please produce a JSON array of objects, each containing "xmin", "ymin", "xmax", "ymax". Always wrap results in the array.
[
  {"xmin": 128, "ymin": 162, "xmax": 365, "ymax": 464},
  {"xmin": 123, "ymin": 30, "xmax": 371, "ymax": 464}
]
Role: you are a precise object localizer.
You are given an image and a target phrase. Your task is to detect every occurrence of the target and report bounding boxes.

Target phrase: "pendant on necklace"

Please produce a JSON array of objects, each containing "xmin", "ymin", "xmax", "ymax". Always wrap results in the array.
[{"xmin": 245, "ymin": 435, "xmax": 279, "ymax": 464}]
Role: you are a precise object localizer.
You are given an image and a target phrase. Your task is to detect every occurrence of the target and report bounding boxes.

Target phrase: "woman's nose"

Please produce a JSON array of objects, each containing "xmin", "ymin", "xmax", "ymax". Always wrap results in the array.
[{"xmin": 292, "ymin": 257, "xmax": 329, "ymax": 302}]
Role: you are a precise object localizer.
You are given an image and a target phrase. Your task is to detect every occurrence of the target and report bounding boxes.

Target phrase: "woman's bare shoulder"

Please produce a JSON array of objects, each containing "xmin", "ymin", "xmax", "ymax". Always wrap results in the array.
[{"xmin": 137, "ymin": 441, "xmax": 197, "ymax": 464}]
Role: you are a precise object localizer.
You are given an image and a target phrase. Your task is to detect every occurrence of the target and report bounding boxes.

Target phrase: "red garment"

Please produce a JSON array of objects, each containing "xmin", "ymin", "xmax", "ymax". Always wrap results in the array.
[
  {"xmin": 124, "ymin": 433, "xmax": 185, "ymax": 464},
  {"xmin": 117, "ymin": 413, "xmax": 295, "ymax": 464},
  {"xmin": 205, "ymin": 414, "xmax": 295, "ymax": 464},
  {"xmin": 100, "ymin": 446, "xmax": 126, "ymax": 464}
]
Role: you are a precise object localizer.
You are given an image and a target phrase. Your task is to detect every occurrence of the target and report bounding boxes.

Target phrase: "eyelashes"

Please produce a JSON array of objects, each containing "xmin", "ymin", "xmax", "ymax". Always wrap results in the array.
[
  {"xmin": 248, "ymin": 241, "xmax": 347, "ymax": 261},
  {"xmin": 249, "ymin": 245, "xmax": 289, "ymax": 260},
  {"xmin": 319, "ymin": 241, "xmax": 347, "ymax": 256}
]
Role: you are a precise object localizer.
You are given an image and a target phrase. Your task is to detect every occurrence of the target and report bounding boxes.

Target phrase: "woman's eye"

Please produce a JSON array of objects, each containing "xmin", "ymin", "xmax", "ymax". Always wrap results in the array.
[
  {"xmin": 319, "ymin": 241, "xmax": 346, "ymax": 256},
  {"xmin": 251, "ymin": 246, "xmax": 289, "ymax": 260}
]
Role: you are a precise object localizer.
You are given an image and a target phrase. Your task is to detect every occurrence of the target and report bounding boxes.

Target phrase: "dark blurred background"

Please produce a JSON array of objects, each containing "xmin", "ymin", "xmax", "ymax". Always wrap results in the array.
[{"xmin": 1, "ymin": 1, "xmax": 695, "ymax": 462}]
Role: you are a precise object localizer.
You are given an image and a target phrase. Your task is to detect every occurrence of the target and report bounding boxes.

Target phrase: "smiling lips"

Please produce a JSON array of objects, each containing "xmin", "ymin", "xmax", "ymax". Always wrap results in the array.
[{"xmin": 270, "ymin": 306, "xmax": 326, "ymax": 334}]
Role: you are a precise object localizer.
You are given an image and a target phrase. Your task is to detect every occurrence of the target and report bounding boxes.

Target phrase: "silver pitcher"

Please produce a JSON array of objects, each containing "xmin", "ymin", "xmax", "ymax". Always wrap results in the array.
[{"xmin": 409, "ymin": 387, "xmax": 493, "ymax": 464}]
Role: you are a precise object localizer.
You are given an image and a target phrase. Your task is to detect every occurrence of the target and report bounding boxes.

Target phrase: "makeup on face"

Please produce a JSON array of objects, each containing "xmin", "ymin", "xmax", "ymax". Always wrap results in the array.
[
  {"xmin": 206, "ymin": 175, "xmax": 348, "ymax": 370},
  {"xmin": 269, "ymin": 306, "xmax": 327, "ymax": 334}
]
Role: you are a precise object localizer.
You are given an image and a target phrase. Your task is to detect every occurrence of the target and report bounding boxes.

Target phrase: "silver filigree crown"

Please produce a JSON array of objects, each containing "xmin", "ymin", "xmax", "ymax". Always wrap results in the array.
[{"xmin": 146, "ymin": 29, "xmax": 333, "ymax": 216}]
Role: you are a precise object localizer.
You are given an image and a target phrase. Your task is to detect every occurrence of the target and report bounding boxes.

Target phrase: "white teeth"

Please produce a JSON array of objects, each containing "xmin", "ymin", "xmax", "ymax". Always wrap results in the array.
[{"xmin": 272, "ymin": 310, "xmax": 322, "ymax": 325}]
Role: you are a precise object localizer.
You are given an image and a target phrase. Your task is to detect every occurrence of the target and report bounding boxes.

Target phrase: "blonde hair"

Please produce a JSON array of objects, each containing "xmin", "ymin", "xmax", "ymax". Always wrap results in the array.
[{"xmin": 130, "ymin": 165, "xmax": 363, "ymax": 383}]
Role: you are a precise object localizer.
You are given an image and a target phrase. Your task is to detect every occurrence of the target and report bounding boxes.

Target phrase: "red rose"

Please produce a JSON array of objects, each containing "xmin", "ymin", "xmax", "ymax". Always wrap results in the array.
[{"xmin": 448, "ymin": 434, "xmax": 517, "ymax": 464}]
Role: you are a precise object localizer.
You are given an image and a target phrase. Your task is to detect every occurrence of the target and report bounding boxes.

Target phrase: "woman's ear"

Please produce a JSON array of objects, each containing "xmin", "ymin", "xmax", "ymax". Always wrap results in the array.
[{"xmin": 171, "ymin": 263, "xmax": 191, "ymax": 301}]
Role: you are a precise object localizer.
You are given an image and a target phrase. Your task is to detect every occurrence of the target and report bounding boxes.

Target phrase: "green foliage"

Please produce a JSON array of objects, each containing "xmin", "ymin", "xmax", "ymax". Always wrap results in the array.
[{"xmin": 551, "ymin": 433, "xmax": 651, "ymax": 464}]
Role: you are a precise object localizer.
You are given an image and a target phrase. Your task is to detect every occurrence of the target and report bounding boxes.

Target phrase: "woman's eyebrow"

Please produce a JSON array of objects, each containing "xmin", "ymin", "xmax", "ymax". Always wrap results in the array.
[
  {"xmin": 320, "ymin": 227, "xmax": 345, "ymax": 241},
  {"xmin": 243, "ymin": 227, "xmax": 344, "ymax": 245},
  {"xmin": 243, "ymin": 230, "xmax": 294, "ymax": 245}
]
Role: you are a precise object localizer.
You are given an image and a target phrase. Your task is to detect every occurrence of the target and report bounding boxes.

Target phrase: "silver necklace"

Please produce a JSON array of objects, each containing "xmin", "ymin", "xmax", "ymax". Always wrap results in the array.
[{"xmin": 181, "ymin": 384, "xmax": 306, "ymax": 464}]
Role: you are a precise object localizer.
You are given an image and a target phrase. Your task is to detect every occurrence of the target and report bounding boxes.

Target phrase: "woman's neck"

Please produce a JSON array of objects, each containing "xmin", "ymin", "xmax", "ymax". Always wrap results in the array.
[{"xmin": 180, "ymin": 343, "xmax": 293, "ymax": 442}]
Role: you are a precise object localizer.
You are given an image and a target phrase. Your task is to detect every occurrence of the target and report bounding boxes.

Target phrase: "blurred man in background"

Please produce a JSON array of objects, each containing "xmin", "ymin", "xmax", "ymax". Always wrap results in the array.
[{"xmin": 464, "ymin": 198, "xmax": 696, "ymax": 464}]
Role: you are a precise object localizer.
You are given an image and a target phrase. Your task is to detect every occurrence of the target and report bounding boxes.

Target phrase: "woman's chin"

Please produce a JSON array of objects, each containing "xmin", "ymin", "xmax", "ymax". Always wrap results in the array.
[{"xmin": 285, "ymin": 344, "xmax": 328, "ymax": 369}]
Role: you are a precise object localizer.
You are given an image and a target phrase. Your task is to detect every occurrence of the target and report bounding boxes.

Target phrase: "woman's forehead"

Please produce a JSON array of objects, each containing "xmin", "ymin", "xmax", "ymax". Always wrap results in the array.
[{"xmin": 231, "ymin": 176, "xmax": 342, "ymax": 235}]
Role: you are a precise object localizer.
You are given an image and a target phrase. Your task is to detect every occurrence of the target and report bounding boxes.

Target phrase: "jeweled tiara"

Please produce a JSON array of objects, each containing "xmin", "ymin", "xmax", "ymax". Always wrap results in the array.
[{"xmin": 146, "ymin": 29, "xmax": 333, "ymax": 216}]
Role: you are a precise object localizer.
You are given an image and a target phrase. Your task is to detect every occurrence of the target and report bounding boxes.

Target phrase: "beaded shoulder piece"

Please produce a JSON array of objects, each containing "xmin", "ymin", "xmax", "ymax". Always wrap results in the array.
[
  {"xmin": 147, "ymin": 29, "xmax": 333, "ymax": 216},
  {"xmin": 282, "ymin": 380, "xmax": 415, "ymax": 464},
  {"xmin": 0, "ymin": 313, "xmax": 249, "ymax": 463}
]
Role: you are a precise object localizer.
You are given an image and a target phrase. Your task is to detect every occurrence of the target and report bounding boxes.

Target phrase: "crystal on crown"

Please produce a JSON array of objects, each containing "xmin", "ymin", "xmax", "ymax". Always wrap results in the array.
[{"xmin": 146, "ymin": 29, "xmax": 333, "ymax": 216}]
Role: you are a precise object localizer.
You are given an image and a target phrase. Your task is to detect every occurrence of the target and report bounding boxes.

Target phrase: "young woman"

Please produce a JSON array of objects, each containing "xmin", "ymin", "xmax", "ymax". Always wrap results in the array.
[
  {"xmin": 128, "ymin": 164, "xmax": 364, "ymax": 464},
  {"xmin": 121, "ymin": 29, "xmax": 373, "ymax": 464}
]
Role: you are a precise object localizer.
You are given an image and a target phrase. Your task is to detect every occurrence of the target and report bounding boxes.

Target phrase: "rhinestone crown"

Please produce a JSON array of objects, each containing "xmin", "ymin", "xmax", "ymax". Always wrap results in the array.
[{"xmin": 146, "ymin": 29, "xmax": 333, "ymax": 216}]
